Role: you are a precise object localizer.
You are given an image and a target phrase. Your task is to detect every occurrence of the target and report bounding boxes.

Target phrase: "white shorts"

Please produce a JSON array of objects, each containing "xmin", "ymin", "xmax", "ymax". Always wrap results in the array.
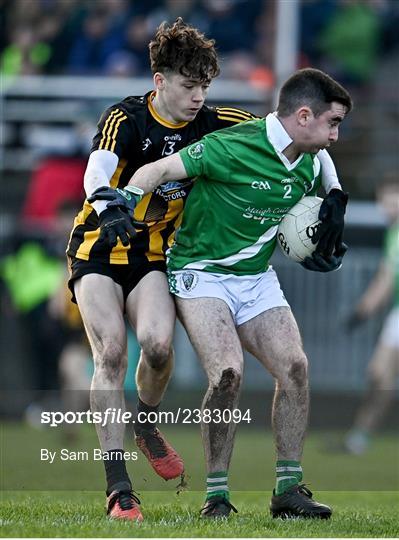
[
  {"xmin": 169, "ymin": 267, "xmax": 289, "ymax": 326},
  {"xmin": 380, "ymin": 307, "xmax": 399, "ymax": 349}
]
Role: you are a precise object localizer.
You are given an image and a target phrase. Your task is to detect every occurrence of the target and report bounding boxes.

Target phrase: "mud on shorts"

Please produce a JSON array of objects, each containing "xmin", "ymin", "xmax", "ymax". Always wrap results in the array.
[
  {"xmin": 68, "ymin": 256, "xmax": 166, "ymax": 304},
  {"xmin": 168, "ymin": 266, "xmax": 289, "ymax": 326}
]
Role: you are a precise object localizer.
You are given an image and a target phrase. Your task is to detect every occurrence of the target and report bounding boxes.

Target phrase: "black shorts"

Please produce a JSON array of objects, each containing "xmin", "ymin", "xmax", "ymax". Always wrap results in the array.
[{"xmin": 68, "ymin": 256, "xmax": 166, "ymax": 304}]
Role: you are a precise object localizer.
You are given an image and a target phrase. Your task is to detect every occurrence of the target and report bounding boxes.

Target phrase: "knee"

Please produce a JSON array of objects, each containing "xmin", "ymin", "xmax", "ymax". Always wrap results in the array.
[
  {"xmin": 278, "ymin": 355, "xmax": 308, "ymax": 388},
  {"xmin": 139, "ymin": 334, "xmax": 172, "ymax": 370},
  {"xmin": 217, "ymin": 368, "xmax": 242, "ymax": 392},
  {"xmin": 289, "ymin": 356, "xmax": 308, "ymax": 386},
  {"xmin": 206, "ymin": 368, "xmax": 242, "ymax": 406},
  {"xmin": 94, "ymin": 340, "xmax": 127, "ymax": 382}
]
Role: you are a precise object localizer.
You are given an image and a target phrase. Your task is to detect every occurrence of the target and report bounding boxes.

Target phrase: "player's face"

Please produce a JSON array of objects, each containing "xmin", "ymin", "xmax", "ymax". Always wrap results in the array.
[
  {"xmin": 156, "ymin": 72, "xmax": 211, "ymax": 123},
  {"xmin": 299, "ymin": 102, "xmax": 347, "ymax": 154}
]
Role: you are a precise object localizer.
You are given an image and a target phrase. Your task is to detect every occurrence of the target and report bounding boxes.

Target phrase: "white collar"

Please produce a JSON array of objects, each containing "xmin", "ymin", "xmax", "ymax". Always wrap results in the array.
[
  {"xmin": 265, "ymin": 112, "xmax": 303, "ymax": 170},
  {"xmin": 266, "ymin": 112, "xmax": 293, "ymax": 152}
]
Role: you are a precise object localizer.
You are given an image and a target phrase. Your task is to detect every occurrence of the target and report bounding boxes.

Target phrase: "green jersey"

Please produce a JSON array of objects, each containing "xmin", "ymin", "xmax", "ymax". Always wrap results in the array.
[
  {"xmin": 384, "ymin": 223, "xmax": 399, "ymax": 306},
  {"xmin": 168, "ymin": 114, "xmax": 322, "ymax": 275}
]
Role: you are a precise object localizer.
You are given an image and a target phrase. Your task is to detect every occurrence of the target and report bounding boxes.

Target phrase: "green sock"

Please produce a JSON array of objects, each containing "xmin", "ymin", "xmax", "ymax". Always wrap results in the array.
[
  {"xmin": 206, "ymin": 471, "xmax": 229, "ymax": 500},
  {"xmin": 275, "ymin": 460, "xmax": 303, "ymax": 495}
]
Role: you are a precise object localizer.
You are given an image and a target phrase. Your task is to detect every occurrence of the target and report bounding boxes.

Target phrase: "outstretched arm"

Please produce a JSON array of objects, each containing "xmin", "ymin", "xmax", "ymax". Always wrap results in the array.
[
  {"xmin": 347, "ymin": 262, "xmax": 393, "ymax": 328},
  {"xmin": 127, "ymin": 153, "xmax": 189, "ymax": 193},
  {"xmin": 357, "ymin": 262, "xmax": 393, "ymax": 315}
]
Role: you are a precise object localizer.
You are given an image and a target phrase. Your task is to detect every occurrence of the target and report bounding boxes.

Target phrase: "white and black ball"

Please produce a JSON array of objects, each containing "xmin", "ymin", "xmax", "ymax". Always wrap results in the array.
[{"xmin": 277, "ymin": 196, "xmax": 322, "ymax": 262}]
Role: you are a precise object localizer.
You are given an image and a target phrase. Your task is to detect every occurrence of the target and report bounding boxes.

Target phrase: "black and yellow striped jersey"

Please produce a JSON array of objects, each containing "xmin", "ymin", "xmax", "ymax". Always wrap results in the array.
[{"xmin": 67, "ymin": 91, "xmax": 256, "ymax": 265}]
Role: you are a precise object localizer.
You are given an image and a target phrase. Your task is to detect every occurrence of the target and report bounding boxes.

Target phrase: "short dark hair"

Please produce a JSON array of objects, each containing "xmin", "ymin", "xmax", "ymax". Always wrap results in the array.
[
  {"xmin": 277, "ymin": 68, "xmax": 353, "ymax": 117},
  {"xmin": 149, "ymin": 17, "xmax": 220, "ymax": 82}
]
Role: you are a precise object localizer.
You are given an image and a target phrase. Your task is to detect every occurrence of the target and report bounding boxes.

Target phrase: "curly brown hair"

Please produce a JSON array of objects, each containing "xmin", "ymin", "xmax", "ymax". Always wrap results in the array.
[{"xmin": 149, "ymin": 17, "xmax": 220, "ymax": 82}]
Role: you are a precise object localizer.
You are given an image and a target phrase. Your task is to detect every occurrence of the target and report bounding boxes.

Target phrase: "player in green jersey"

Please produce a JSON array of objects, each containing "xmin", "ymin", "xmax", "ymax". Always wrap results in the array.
[
  {"xmin": 345, "ymin": 174, "xmax": 399, "ymax": 454},
  {"xmin": 97, "ymin": 68, "xmax": 352, "ymax": 519}
]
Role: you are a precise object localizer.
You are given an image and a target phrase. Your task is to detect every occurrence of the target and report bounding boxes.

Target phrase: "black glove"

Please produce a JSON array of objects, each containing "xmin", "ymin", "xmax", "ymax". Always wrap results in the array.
[
  {"xmin": 301, "ymin": 242, "xmax": 348, "ymax": 272},
  {"xmin": 98, "ymin": 207, "xmax": 138, "ymax": 247},
  {"xmin": 88, "ymin": 186, "xmax": 142, "ymax": 213},
  {"xmin": 312, "ymin": 189, "xmax": 349, "ymax": 257}
]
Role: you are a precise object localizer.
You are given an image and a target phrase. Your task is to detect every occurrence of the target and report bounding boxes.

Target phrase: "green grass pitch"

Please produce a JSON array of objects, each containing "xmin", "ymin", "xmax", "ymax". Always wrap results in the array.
[{"xmin": 1, "ymin": 423, "xmax": 398, "ymax": 537}]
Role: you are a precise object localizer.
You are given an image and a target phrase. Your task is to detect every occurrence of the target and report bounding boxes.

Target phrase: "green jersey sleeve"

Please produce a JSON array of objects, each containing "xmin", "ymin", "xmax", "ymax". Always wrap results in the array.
[
  {"xmin": 180, "ymin": 141, "xmax": 206, "ymax": 177},
  {"xmin": 179, "ymin": 134, "xmax": 231, "ymax": 182}
]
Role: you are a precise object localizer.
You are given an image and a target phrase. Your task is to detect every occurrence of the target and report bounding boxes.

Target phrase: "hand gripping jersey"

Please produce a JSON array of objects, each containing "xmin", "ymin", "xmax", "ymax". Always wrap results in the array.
[
  {"xmin": 168, "ymin": 115, "xmax": 323, "ymax": 275},
  {"xmin": 67, "ymin": 91, "xmax": 255, "ymax": 265}
]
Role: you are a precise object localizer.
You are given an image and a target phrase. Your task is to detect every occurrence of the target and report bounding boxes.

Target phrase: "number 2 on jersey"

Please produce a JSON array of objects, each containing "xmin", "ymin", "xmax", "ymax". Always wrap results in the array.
[{"xmin": 283, "ymin": 185, "xmax": 292, "ymax": 199}]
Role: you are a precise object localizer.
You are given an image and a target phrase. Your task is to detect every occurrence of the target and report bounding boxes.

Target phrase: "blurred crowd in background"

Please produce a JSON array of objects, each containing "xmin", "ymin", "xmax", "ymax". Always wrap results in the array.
[{"xmin": 1, "ymin": 0, "xmax": 399, "ymax": 88}]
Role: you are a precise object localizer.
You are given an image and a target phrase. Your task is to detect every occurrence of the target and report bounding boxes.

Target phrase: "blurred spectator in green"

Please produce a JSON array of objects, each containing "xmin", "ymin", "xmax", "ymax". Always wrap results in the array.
[
  {"xmin": 344, "ymin": 173, "xmax": 399, "ymax": 454},
  {"xmin": 318, "ymin": 0, "xmax": 381, "ymax": 85},
  {"xmin": 1, "ymin": 25, "xmax": 51, "ymax": 76},
  {"xmin": 1, "ymin": 199, "xmax": 82, "ymax": 424},
  {"xmin": 0, "ymin": 238, "xmax": 65, "ymax": 414},
  {"xmin": 36, "ymin": 2, "xmax": 87, "ymax": 74},
  {"xmin": 0, "ymin": 0, "xmax": 86, "ymax": 76}
]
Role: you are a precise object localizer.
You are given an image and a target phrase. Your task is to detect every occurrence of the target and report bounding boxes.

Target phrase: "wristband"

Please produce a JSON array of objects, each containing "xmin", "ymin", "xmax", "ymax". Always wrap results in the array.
[{"xmin": 124, "ymin": 185, "xmax": 145, "ymax": 201}]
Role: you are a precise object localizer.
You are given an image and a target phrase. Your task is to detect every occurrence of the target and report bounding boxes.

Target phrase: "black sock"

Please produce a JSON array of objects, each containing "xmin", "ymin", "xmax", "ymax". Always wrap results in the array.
[
  {"xmin": 103, "ymin": 449, "xmax": 131, "ymax": 495},
  {"xmin": 134, "ymin": 397, "xmax": 160, "ymax": 434}
]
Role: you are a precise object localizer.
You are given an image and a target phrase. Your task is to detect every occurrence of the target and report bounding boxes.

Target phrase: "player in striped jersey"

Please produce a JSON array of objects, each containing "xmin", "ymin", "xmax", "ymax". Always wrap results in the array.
[
  {"xmin": 68, "ymin": 20, "xmax": 346, "ymax": 521},
  {"xmin": 67, "ymin": 18, "xmax": 257, "ymax": 522}
]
